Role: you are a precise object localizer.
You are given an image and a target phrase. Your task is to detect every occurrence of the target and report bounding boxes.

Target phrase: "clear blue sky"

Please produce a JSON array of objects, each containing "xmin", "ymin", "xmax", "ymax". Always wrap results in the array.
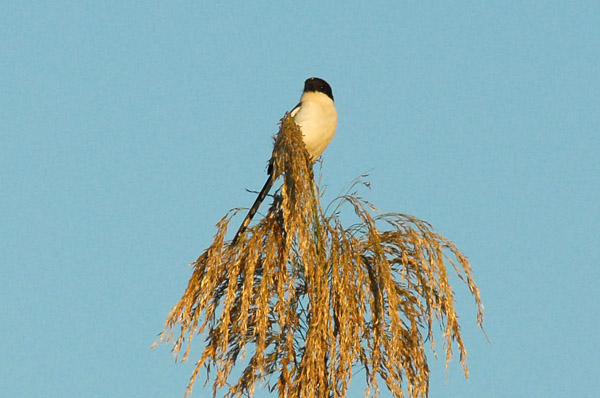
[{"xmin": 2, "ymin": 2, "xmax": 598, "ymax": 397}]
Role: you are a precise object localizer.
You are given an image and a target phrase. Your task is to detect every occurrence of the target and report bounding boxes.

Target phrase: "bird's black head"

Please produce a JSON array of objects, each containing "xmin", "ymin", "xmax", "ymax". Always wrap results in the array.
[{"xmin": 304, "ymin": 77, "xmax": 334, "ymax": 101}]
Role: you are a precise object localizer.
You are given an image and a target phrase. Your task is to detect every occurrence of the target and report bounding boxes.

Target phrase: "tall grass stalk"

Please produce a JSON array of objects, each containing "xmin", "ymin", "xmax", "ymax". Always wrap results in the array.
[{"xmin": 155, "ymin": 115, "xmax": 484, "ymax": 398}]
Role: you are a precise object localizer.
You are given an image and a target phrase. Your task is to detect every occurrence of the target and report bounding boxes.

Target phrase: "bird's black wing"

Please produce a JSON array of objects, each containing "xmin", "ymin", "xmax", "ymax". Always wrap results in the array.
[{"xmin": 290, "ymin": 102, "xmax": 301, "ymax": 117}]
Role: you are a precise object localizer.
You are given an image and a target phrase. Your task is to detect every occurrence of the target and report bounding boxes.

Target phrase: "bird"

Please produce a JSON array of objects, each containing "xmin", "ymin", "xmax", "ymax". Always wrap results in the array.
[{"xmin": 231, "ymin": 77, "xmax": 337, "ymax": 244}]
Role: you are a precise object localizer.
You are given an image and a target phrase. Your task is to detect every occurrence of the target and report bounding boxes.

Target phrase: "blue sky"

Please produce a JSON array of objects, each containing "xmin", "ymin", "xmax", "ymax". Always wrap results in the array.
[{"xmin": 2, "ymin": 2, "xmax": 598, "ymax": 397}]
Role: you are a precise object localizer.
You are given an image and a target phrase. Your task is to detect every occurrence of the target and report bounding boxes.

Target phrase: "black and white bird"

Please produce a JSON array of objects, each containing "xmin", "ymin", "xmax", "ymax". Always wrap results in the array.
[{"xmin": 231, "ymin": 77, "xmax": 337, "ymax": 244}]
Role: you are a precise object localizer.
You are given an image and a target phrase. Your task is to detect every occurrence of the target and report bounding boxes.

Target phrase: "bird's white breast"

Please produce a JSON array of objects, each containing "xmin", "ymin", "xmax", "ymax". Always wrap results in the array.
[{"xmin": 291, "ymin": 92, "xmax": 338, "ymax": 160}]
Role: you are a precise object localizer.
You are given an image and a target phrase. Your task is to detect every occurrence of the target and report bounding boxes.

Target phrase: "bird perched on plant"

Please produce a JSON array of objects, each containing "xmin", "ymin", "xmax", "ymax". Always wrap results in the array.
[{"xmin": 232, "ymin": 77, "xmax": 337, "ymax": 244}]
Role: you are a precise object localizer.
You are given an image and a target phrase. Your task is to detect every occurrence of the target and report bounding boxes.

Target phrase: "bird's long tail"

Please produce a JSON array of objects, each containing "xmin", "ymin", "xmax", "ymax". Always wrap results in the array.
[{"xmin": 231, "ymin": 174, "xmax": 274, "ymax": 245}]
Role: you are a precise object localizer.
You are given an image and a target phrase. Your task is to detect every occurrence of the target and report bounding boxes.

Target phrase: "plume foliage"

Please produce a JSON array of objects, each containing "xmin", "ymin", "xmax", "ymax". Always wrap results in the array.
[{"xmin": 155, "ymin": 115, "xmax": 484, "ymax": 398}]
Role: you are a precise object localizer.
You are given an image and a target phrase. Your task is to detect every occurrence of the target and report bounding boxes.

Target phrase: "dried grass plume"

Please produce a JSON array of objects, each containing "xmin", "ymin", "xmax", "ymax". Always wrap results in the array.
[{"xmin": 154, "ymin": 114, "xmax": 485, "ymax": 398}]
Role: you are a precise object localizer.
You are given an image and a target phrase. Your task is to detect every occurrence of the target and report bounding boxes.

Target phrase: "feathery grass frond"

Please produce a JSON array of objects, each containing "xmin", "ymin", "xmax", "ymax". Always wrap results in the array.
[{"xmin": 155, "ymin": 114, "xmax": 484, "ymax": 398}]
